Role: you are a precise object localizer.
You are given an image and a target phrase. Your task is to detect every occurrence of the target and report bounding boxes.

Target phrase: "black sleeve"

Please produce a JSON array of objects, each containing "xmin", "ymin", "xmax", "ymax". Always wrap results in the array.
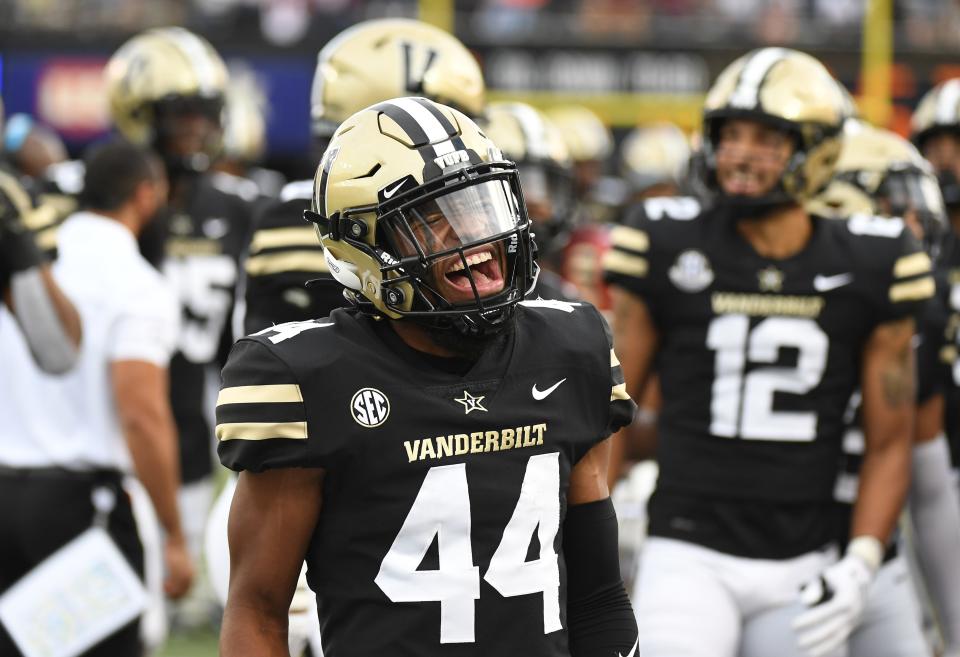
[
  {"xmin": 216, "ymin": 338, "xmax": 312, "ymax": 472},
  {"xmin": 564, "ymin": 497, "xmax": 638, "ymax": 657},
  {"xmin": 243, "ymin": 197, "xmax": 342, "ymax": 334},
  {"xmin": 603, "ymin": 203, "xmax": 654, "ymax": 300},
  {"xmin": 878, "ymin": 226, "xmax": 936, "ymax": 323}
]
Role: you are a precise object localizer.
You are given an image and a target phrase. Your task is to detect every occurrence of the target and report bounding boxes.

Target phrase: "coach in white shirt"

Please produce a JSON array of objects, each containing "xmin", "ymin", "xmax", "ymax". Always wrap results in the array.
[{"xmin": 0, "ymin": 139, "xmax": 193, "ymax": 657}]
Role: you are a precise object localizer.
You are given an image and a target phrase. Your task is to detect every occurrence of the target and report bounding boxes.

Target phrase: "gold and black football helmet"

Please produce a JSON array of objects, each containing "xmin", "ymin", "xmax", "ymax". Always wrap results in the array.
[
  {"xmin": 222, "ymin": 72, "xmax": 267, "ymax": 165},
  {"xmin": 911, "ymin": 79, "xmax": 960, "ymax": 207},
  {"xmin": 310, "ymin": 19, "xmax": 485, "ymax": 148},
  {"xmin": 701, "ymin": 48, "xmax": 845, "ymax": 207},
  {"xmin": 306, "ymin": 97, "xmax": 535, "ymax": 336},
  {"xmin": 620, "ymin": 122, "xmax": 691, "ymax": 199},
  {"xmin": 482, "ymin": 101, "xmax": 573, "ymax": 252},
  {"xmin": 810, "ymin": 122, "xmax": 947, "ymax": 256},
  {"xmin": 104, "ymin": 27, "xmax": 229, "ymax": 172}
]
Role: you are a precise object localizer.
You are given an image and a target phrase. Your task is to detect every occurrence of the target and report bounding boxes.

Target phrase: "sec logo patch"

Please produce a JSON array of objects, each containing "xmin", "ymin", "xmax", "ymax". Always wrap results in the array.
[{"xmin": 351, "ymin": 388, "xmax": 390, "ymax": 428}]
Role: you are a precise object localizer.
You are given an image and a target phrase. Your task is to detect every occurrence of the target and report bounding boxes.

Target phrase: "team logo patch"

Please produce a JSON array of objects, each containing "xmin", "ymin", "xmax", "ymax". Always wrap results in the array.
[
  {"xmin": 454, "ymin": 390, "xmax": 487, "ymax": 414},
  {"xmin": 669, "ymin": 250, "xmax": 713, "ymax": 292},
  {"xmin": 757, "ymin": 266, "xmax": 784, "ymax": 292},
  {"xmin": 351, "ymin": 388, "xmax": 391, "ymax": 428},
  {"xmin": 203, "ymin": 217, "xmax": 229, "ymax": 239}
]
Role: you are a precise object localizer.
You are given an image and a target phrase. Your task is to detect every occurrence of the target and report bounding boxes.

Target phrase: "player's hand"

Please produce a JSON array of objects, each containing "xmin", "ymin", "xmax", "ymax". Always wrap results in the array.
[
  {"xmin": 792, "ymin": 552, "xmax": 874, "ymax": 657},
  {"xmin": 163, "ymin": 533, "xmax": 195, "ymax": 599}
]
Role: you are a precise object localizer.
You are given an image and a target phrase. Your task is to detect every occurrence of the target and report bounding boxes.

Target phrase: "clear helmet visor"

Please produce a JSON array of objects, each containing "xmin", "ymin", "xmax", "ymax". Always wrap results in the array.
[{"xmin": 387, "ymin": 178, "xmax": 522, "ymax": 259}]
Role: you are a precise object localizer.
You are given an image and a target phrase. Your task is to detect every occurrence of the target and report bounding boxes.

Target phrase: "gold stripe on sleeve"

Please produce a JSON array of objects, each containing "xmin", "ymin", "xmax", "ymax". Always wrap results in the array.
[
  {"xmin": 889, "ymin": 276, "xmax": 935, "ymax": 303},
  {"xmin": 610, "ymin": 349, "xmax": 621, "ymax": 368},
  {"xmin": 217, "ymin": 384, "xmax": 303, "ymax": 407},
  {"xmin": 249, "ymin": 227, "xmax": 319, "ymax": 253},
  {"xmin": 610, "ymin": 225, "xmax": 649, "ymax": 253},
  {"xmin": 245, "ymin": 250, "xmax": 329, "ymax": 276},
  {"xmin": 602, "ymin": 250, "xmax": 648, "ymax": 278},
  {"xmin": 216, "ymin": 421, "xmax": 308, "ymax": 442},
  {"xmin": 940, "ymin": 345, "xmax": 958, "ymax": 365},
  {"xmin": 893, "ymin": 252, "xmax": 932, "ymax": 279},
  {"xmin": 610, "ymin": 383, "xmax": 631, "ymax": 402},
  {"xmin": 35, "ymin": 226, "xmax": 59, "ymax": 252}
]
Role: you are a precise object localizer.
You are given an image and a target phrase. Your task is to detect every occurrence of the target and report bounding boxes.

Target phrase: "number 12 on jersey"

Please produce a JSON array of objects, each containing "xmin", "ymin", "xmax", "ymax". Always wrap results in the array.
[
  {"xmin": 707, "ymin": 315, "xmax": 828, "ymax": 441},
  {"xmin": 375, "ymin": 453, "xmax": 562, "ymax": 644}
]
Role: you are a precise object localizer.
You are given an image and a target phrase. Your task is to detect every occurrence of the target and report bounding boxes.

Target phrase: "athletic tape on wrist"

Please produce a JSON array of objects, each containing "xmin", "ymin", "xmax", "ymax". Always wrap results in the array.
[{"xmin": 846, "ymin": 535, "xmax": 884, "ymax": 574}]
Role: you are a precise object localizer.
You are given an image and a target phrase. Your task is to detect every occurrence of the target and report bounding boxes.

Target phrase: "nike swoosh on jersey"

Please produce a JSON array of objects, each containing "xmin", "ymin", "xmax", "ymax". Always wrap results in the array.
[
  {"xmin": 619, "ymin": 637, "xmax": 640, "ymax": 657},
  {"xmin": 532, "ymin": 378, "xmax": 566, "ymax": 400},
  {"xmin": 813, "ymin": 273, "xmax": 853, "ymax": 292},
  {"xmin": 382, "ymin": 180, "xmax": 406, "ymax": 199}
]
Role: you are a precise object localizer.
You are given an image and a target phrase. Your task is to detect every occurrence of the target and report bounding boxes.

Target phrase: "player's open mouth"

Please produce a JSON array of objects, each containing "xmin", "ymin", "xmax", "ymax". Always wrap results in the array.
[{"xmin": 439, "ymin": 245, "xmax": 505, "ymax": 301}]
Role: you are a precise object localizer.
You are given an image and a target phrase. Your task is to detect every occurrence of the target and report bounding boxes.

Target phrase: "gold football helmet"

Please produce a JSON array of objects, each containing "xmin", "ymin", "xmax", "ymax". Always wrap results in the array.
[
  {"xmin": 620, "ymin": 122, "xmax": 691, "ymax": 196},
  {"xmin": 310, "ymin": 19, "xmax": 485, "ymax": 142},
  {"xmin": 702, "ymin": 48, "xmax": 845, "ymax": 203},
  {"xmin": 911, "ymin": 79, "xmax": 960, "ymax": 147},
  {"xmin": 222, "ymin": 72, "xmax": 267, "ymax": 164},
  {"xmin": 105, "ymin": 27, "xmax": 228, "ymax": 168},
  {"xmin": 811, "ymin": 122, "xmax": 946, "ymax": 254},
  {"xmin": 306, "ymin": 97, "xmax": 535, "ymax": 336},
  {"xmin": 483, "ymin": 101, "xmax": 573, "ymax": 250},
  {"xmin": 544, "ymin": 105, "xmax": 613, "ymax": 163},
  {"xmin": 911, "ymin": 79, "xmax": 960, "ymax": 208}
]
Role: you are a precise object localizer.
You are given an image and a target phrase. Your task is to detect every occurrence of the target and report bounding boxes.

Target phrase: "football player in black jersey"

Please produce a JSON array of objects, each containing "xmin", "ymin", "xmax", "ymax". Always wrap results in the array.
[
  {"xmin": 604, "ymin": 48, "xmax": 932, "ymax": 657},
  {"xmin": 242, "ymin": 19, "xmax": 487, "ymax": 334},
  {"xmin": 216, "ymin": 98, "xmax": 638, "ymax": 657},
  {"xmin": 912, "ymin": 80, "xmax": 960, "ymax": 478},
  {"xmin": 103, "ymin": 28, "xmax": 257, "ymax": 600},
  {"xmin": 0, "ymin": 97, "xmax": 81, "ymax": 374},
  {"xmin": 811, "ymin": 122, "xmax": 960, "ymax": 657},
  {"xmin": 483, "ymin": 102, "xmax": 579, "ymax": 302}
]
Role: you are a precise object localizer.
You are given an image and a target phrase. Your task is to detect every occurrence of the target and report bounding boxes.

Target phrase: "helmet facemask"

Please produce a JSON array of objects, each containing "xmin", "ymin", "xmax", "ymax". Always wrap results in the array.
[
  {"xmin": 152, "ymin": 94, "xmax": 224, "ymax": 175},
  {"xmin": 877, "ymin": 167, "xmax": 948, "ymax": 260},
  {"xmin": 315, "ymin": 161, "xmax": 538, "ymax": 338}
]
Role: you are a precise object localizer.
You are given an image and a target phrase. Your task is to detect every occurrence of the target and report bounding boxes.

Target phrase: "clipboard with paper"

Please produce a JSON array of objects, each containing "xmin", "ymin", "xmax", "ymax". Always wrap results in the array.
[{"xmin": 0, "ymin": 488, "xmax": 147, "ymax": 657}]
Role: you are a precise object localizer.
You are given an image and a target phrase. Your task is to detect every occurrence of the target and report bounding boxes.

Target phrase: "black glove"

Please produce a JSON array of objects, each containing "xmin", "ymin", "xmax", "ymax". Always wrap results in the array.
[{"xmin": 0, "ymin": 189, "xmax": 43, "ymax": 290}]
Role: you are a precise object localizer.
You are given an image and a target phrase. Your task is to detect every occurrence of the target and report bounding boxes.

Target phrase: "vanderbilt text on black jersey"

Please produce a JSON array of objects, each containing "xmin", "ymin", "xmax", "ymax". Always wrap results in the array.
[{"xmin": 216, "ymin": 301, "xmax": 634, "ymax": 656}]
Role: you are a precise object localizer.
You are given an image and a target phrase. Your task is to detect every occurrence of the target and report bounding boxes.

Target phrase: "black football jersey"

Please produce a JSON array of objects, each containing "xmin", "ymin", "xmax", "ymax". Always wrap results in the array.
[
  {"xmin": 164, "ymin": 172, "xmax": 256, "ymax": 483},
  {"xmin": 604, "ymin": 197, "xmax": 933, "ymax": 558},
  {"xmin": 242, "ymin": 179, "xmax": 345, "ymax": 335},
  {"xmin": 216, "ymin": 301, "xmax": 634, "ymax": 657},
  {"xmin": 939, "ymin": 233, "xmax": 960, "ymax": 470}
]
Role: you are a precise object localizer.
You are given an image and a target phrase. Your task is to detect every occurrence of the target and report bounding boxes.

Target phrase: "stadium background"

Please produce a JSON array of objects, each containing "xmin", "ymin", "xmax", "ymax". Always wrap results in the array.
[{"xmin": 0, "ymin": 0, "xmax": 953, "ymax": 654}]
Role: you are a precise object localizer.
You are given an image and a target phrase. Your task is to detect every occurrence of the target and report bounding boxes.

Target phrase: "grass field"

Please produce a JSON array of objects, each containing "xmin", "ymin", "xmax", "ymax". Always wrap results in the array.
[{"xmin": 157, "ymin": 628, "xmax": 219, "ymax": 657}]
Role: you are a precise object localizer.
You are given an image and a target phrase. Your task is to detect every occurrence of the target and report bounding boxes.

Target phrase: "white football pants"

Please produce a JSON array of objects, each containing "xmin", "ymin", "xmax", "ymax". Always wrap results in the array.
[{"xmin": 634, "ymin": 536, "xmax": 840, "ymax": 657}]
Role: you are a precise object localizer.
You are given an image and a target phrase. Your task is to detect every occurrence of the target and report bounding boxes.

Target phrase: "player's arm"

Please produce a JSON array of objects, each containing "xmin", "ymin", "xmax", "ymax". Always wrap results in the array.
[
  {"xmin": 112, "ymin": 359, "xmax": 192, "ymax": 598},
  {"xmin": 855, "ymin": 315, "xmax": 915, "ymax": 547},
  {"xmin": 565, "ymin": 438, "xmax": 638, "ymax": 657},
  {"xmin": 216, "ymin": 337, "xmax": 322, "ymax": 654},
  {"xmin": 909, "ymin": 391, "xmax": 960, "ymax": 650},
  {"xmin": 220, "ymin": 467, "xmax": 325, "ymax": 657},
  {"xmin": 606, "ymin": 287, "xmax": 659, "ymax": 486},
  {"xmin": 0, "ymin": 180, "xmax": 81, "ymax": 373}
]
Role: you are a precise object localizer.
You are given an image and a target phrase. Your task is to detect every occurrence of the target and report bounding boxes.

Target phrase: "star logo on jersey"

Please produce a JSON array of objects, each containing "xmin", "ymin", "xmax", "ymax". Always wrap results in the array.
[
  {"xmin": 169, "ymin": 213, "xmax": 194, "ymax": 236},
  {"xmin": 454, "ymin": 390, "xmax": 488, "ymax": 414},
  {"xmin": 758, "ymin": 266, "xmax": 784, "ymax": 292},
  {"xmin": 669, "ymin": 250, "xmax": 713, "ymax": 293}
]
